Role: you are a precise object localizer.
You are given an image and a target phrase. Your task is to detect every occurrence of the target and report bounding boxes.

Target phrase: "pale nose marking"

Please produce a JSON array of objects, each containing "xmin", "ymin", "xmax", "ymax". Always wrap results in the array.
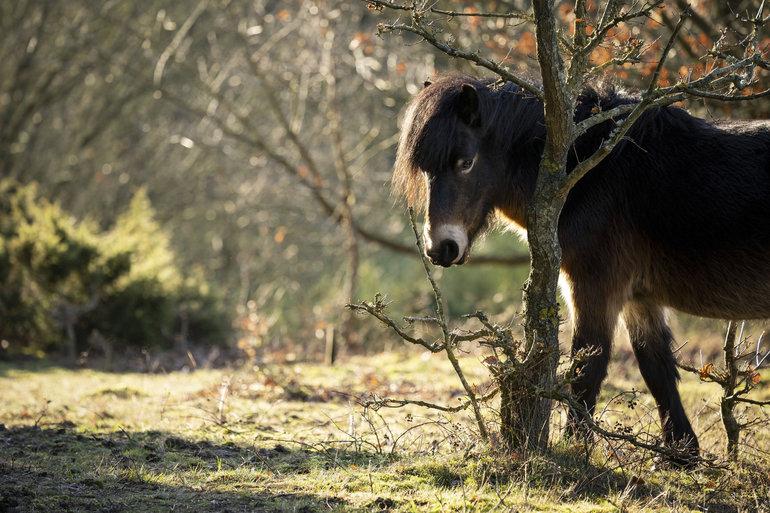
[
  {"xmin": 428, "ymin": 223, "xmax": 468, "ymax": 264},
  {"xmin": 423, "ymin": 222, "xmax": 432, "ymax": 249}
]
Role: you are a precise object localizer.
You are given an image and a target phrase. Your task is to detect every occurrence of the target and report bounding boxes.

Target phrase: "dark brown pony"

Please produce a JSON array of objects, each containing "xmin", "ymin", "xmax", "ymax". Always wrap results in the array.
[{"xmin": 394, "ymin": 74, "xmax": 770, "ymax": 460}]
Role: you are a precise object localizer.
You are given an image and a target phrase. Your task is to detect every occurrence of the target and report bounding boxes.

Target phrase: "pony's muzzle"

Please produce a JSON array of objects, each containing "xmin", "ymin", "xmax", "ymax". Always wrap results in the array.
[
  {"xmin": 425, "ymin": 224, "xmax": 468, "ymax": 267},
  {"xmin": 427, "ymin": 239, "xmax": 459, "ymax": 267}
]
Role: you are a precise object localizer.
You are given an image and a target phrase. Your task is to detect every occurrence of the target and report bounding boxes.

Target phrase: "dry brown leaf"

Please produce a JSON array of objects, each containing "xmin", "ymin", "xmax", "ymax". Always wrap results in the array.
[{"xmin": 699, "ymin": 362, "xmax": 714, "ymax": 381}]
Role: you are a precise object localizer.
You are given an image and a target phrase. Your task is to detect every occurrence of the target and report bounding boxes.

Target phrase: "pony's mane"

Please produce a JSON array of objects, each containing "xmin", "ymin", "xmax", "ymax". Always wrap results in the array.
[{"xmin": 393, "ymin": 74, "xmax": 641, "ymax": 205}]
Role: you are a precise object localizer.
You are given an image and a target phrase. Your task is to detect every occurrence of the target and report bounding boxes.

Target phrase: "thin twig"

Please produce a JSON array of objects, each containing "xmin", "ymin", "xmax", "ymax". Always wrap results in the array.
[
  {"xmin": 408, "ymin": 207, "xmax": 490, "ymax": 443},
  {"xmin": 361, "ymin": 386, "xmax": 500, "ymax": 413}
]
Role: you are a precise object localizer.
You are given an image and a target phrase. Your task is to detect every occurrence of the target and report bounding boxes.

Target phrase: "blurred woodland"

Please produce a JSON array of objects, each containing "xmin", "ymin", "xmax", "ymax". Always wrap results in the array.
[{"xmin": 2, "ymin": 0, "xmax": 768, "ymax": 362}]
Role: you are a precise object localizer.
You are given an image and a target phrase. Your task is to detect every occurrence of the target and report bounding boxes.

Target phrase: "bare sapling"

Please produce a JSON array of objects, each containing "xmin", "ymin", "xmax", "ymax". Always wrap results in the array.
[{"xmin": 679, "ymin": 322, "xmax": 770, "ymax": 460}]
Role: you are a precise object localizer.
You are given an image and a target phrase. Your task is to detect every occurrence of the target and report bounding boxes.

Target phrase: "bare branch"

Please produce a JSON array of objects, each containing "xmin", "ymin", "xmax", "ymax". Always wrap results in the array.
[
  {"xmin": 154, "ymin": 0, "xmax": 209, "ymax": 86},
  {"xmin": 360, "ymin": 386, "xmax": 499, "ymax": 413},
  {"xmin": 377, "ymin": 22, "xmax": 543, "ymax": 99},
  {"xmin": 354, "ymin": 225, "xmax": 530, "ymax": 266},
  {"xmin": 733, "ymin": 396, "xmax": 770, "ymax": 407},
  {"xmin": 567, "ymin": 0, "xmax": 591, "ymax": 88},
  {"xmin": 647, "ymin": 11, "xmax": 690, "ymax": 94},
  {"xmin": 581, "ymin": 1, "xmax": 665, "ymax": 58},
  {"xmin": 463, "ymin": 311, "xmax": 517, "ymax": 361},
  {"xmin": 678, "ymin": 86, "xmax": 770, "ymax": 101},
  {"xmin": 573, "ymin": 102, "xmax": 637, "ymax": 137},
  {"xmin": 558, "ymin": 93, "xmax": 684, "ymax": 198},
  {"xmin": 347, "ymin": 295, "xmax": 444, "ymax": 353},
  {"xmin": 365, "ymin": 0, "xmax": 531, "ymax": 20},
  {"xmin": 543, "ymin": 388, "xmax": 709, "ymax": 464}
]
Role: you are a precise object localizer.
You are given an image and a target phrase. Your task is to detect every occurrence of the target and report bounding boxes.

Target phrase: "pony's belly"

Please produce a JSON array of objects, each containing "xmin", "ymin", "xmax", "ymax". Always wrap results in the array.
[
  {"xmin": 662, "ymin": 296, "xmax": 770, "ymax": 321},
  {"xmin": 644, "ymin": 253, "xmax": 770, "ymax": 320}
]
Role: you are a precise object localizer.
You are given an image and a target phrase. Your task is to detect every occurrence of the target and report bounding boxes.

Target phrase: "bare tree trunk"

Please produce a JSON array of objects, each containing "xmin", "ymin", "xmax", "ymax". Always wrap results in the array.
[
  {"xmin": 340, "ymin": 224, "xmax": 360, "ymax": 349},
  {"xmin": 503, "ymin": 158, "xmax": 568, "ymax": 450},
  {"xmin": 324, "ymin": 325, "xmax": 337, "ymax": 365},
  {"xmin": 325, "ymin": 31, "xmax": 361, "ymax": 355},
  {"xmin": 501, "ymin": 0, "xmax": 574, "ymax": 451}
]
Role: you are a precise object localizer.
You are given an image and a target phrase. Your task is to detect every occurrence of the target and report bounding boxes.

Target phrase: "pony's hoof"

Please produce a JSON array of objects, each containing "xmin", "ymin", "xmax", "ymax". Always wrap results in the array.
[
  {"xmin": 671, "ymin": 449, "xmax": 700, "ymax": 469},
  {"xmin": 660, "ymin": 436, "xmax": 700, "ymax": 469}
]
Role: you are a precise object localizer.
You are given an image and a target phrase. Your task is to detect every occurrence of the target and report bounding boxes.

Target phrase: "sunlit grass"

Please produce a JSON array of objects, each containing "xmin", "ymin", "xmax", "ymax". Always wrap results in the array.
[{"xmin": 1, "ymin": 353, "xmax": 768, "ymax": 512}]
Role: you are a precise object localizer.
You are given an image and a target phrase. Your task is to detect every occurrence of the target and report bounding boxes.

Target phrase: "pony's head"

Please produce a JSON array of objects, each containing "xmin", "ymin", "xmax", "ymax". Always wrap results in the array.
[{"xmin": 393, "ymin": 75, "xmax": 509, "ymax": 267}]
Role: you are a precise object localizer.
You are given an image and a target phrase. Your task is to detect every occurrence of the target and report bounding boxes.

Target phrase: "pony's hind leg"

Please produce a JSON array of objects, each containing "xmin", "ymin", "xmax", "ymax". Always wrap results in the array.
[{"xmin": 622, "ymin": 300, "xmax": 699, "ymax": 462}]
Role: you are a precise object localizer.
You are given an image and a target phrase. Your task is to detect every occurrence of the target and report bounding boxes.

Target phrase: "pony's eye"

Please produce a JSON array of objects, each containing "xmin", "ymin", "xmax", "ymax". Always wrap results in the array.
[{"xmin": 457, "ymin": 158, "xmax": 475, "ymax": 173}]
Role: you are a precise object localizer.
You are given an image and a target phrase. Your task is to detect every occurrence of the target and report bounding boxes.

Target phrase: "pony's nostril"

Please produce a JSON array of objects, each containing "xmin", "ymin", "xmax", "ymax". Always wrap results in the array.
[{"xmin": 440, "ymin": 240, "xmax": 459, "ymax": 265}]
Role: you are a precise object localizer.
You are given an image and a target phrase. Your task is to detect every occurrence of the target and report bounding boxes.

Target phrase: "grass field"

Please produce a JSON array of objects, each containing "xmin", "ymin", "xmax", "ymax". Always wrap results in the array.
[{"xmin": 1, "ymin": 351, "xmax": 768, "ymax": 512}]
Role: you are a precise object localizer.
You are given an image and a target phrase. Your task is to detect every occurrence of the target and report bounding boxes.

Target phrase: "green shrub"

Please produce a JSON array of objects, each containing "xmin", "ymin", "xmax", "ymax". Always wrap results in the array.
[{"xmin": 0, "ymin": 180, "xmax": 231, "ymax": 357}]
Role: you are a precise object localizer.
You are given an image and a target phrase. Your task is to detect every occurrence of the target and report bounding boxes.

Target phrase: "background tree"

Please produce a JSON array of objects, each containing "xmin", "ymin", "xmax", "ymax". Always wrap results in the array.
[
  {"xmin": 1, "ymin": 0, "xmax": 534, "ymax": 359},
  {"xmin": 2, "ymin": 0, "xmax": 766, "ymax": 365}
]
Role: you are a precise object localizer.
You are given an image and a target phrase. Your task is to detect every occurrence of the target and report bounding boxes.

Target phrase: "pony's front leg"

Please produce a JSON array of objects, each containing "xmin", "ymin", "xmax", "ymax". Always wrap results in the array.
[{"xmin": 564, "ymin": 293, "xmax": 622, "ymax": 439}]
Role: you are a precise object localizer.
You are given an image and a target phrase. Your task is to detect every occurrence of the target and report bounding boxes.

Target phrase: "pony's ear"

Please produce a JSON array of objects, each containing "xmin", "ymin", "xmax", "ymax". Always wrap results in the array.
[
  {"xmin": 423, "ymin": 79, "xmax": 432, "ymax": 88},
  {"xmin": 457, "ymin": 84, "xmax": 480, "ymax": 126}
]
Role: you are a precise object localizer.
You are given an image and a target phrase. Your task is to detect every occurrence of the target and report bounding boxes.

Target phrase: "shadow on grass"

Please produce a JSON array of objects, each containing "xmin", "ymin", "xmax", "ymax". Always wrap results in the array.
[
  {"xmin": 0, "ymin": 422, "xmax": 650, "ymax": 513},
  {"xmin": 0, "ymin": 423, "xmax": 748, "ymax": 513},
  {"xmin": 0, "ymin": 423, "xmax": 382, "ymax": 513}
]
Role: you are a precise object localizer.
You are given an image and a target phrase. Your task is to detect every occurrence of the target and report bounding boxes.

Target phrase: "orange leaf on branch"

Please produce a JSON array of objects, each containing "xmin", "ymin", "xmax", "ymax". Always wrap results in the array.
[{"xmin": 699, "ymin": 362, "xmax": 714, "ymax": 381}]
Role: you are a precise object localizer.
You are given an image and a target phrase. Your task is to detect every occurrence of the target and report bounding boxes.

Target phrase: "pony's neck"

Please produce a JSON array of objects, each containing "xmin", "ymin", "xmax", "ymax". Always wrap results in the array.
[
  {"xmin": 481, "ymin": 86, "xmax": 545, "ymax": 231},
  {"xmin": 488, "ymin": 85, "xmax": 641, "ymax": 231},
  {"xmin": 494, "ymin": 176, "xmax": 535, "ymax": 233}
]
